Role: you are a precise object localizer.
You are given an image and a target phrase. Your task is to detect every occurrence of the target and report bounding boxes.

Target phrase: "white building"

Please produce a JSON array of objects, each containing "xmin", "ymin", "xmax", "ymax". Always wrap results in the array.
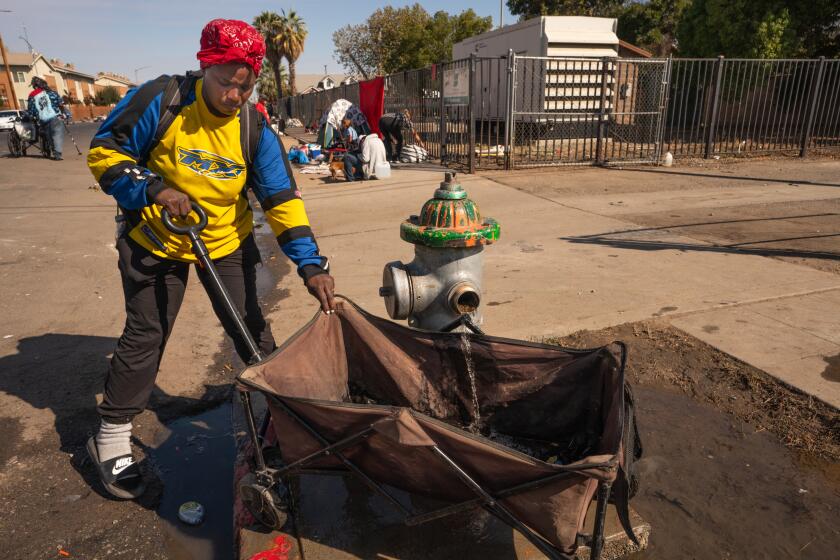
[{"xmin": 452, "ymin": 17, "xmax": 621, "ymax": 120}]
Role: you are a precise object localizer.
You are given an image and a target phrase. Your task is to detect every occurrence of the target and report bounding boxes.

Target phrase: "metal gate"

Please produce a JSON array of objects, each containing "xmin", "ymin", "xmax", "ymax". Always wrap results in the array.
[{"xmin": 509, "ymin": 56, "xmax": 669, "ymax": 168}]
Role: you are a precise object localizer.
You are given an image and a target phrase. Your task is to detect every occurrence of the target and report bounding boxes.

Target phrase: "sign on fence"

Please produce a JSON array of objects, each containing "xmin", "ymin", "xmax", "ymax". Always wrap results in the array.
[{"xmin": 443, "ymin": 67, "xmax": 469, "ymax": 105}]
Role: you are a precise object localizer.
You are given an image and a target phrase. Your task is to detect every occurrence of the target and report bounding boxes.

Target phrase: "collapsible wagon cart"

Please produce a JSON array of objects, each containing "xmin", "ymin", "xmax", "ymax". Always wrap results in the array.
[{"xmin": 163, "ymin": 204, "xmax": 642, "ymax": 560}]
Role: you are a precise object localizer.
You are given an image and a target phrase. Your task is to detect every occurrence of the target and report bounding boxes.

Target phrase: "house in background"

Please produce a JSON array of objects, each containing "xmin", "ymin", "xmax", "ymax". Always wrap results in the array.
[
  {"xmin": 4, "ymin": 51, "xmax": 61, "ymax": 109},
  {"xmin": 94, "ymin": 72, "xmax": 134, "ymax": 97},
  {"xmin": 50, "ymin": 59, "xmax": 96, "ymax": 103},
  {"xmin": 296, "ymin": 74, "xmax": 358, "ymax": 95},
  {"xmin": 0, "ymin": 51, "xmax": 135, "ymax": 118}
]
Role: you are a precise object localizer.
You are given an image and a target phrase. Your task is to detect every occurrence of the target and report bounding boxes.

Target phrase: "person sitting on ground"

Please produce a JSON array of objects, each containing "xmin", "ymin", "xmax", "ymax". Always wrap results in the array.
[
  {"xmin": 340, "ymin": 117, "xmax": 359, "ymax": 150},
  {"xmin": 85, "ymin": 18, "xmax": 335, "ymax": 500},
  {"xmin": 27, "ymin": 76, "xmax": 68, "ymax": 161},
  {"xmin": 360, "ymin": 134, "xmax": 388, "ymax": 179},
  {"xmin": 378, "ymin": 109, "xmax": 425, "ymax": 163},
  {"xmin": 341, "ymin": 118, "xmax": 364, "ymax": 182}
]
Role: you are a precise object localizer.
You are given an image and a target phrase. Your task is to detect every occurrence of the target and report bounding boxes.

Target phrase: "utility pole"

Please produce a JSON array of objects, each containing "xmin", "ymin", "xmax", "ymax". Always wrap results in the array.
[
  {"xmin": 0, "ymin": 33, "xmax": 19, "ymax": 110},
  {"xmin": 499, "ymin": 0, "xmax": 503, "ymax": 28},
  {"xmin": 133, "ymin": 65, "xmax": 150, "ymax": 85},
  {"xmin": 0, "ymin": 10, "xmax": 19, "ymax": 110}
]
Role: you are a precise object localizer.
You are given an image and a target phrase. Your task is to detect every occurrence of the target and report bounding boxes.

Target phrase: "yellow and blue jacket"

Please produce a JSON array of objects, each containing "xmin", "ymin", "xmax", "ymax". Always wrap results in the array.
[{"xmin": 88, "ymin": 75, "xmax": 327, "ymax": 281}]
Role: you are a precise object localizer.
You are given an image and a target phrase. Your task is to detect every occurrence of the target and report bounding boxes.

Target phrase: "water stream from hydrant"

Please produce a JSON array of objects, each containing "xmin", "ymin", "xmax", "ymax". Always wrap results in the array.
[{"xmin": 460, "ymin": 332, "xmax": 482, "ymax": 432}]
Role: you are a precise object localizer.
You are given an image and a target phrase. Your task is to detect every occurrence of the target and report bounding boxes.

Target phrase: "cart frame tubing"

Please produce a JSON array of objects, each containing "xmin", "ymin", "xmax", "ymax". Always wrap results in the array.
[
  {"xmin": 166, "ymin": 204, "xmax": 618, "ymax": 558},
  {"xmin": 161, "ymin": 203, "xmax": 270, "ymax": 476},
  {"xmin": 261, "ymin": 391, "xmax": 615, "ymax": 560}
]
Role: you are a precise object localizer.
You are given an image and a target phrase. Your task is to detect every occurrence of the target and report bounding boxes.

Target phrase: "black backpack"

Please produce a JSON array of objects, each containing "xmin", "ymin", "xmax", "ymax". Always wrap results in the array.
[
  {"xmin": 115, "ymin": 71, "xmax": 267, "ymax": 232},
  {"xmin": 152, "ymin": 71, "xmax": 264, "ymax": 170}
]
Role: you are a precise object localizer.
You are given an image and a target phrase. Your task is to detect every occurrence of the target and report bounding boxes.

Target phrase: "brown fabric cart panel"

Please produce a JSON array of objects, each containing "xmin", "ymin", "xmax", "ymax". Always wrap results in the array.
[{"xmin": 240, "ymin": 301, "xmax": 627, "ymax": 554}]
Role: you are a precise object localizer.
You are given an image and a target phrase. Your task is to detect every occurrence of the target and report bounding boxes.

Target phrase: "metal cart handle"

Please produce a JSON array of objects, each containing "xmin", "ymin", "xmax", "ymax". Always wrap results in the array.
[{"xmin": 161, "ymin": 201, "xmax": 208, "ymax": 236}]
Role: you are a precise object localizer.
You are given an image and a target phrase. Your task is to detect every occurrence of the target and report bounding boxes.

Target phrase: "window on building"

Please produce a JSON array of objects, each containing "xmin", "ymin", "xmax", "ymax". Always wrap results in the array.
[{"xmin": 14, "ymin": 71, "xmax": 26, "ymax": 83}]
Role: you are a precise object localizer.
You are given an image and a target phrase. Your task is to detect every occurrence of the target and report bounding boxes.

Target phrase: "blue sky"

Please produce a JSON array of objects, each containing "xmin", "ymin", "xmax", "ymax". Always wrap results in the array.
[{"xmin": 0, "ymin": 1, "xmax": 513, "ymax": 82}]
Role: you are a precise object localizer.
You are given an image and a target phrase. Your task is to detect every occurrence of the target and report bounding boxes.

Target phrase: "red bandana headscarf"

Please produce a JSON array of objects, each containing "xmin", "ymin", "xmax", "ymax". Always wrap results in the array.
[{"xmin": 196, "ymin": 19, "xmax": 265, "ymax": 76}]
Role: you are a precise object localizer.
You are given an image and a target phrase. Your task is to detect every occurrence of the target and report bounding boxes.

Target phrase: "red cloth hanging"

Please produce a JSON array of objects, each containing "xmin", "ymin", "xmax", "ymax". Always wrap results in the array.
[{"xmin": 358, "ymin": 77, "xmax": 385, "ymax": 137}]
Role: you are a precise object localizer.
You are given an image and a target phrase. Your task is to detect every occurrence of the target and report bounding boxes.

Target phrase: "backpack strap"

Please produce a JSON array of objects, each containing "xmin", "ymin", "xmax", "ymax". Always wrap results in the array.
[
  {"xmin": 239, "ymin": 101, "xmax": 264, "ymax": 170},
  {"xmin": 153, "ymin": 71, "xmax": 200, "ymax": 146}
]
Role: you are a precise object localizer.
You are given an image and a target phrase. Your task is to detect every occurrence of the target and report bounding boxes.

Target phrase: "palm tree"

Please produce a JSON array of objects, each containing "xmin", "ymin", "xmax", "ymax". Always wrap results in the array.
[
  {"xmin": 253, "ymin": 11, "xmax": 286, "ymax": 104},
  {"xmin": 256, "ymin": 59, "xmax": 288, "ymax": 106},
  {"xmin": 277, "ymin": 9, "xmax": 307, "ymax": 95}
]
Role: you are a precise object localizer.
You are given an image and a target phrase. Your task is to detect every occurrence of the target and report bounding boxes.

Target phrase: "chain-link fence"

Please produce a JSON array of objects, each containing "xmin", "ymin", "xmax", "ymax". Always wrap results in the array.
[{"xmin": 278, "ymin": 55, "xmax": 840, "ymax": 172}]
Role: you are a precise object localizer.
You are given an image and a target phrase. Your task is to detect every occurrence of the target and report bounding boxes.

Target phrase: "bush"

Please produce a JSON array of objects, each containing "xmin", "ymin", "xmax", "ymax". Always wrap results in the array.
[{"xmin": 94, "ymin": 86, "xmax": 122, "ymax": 106}]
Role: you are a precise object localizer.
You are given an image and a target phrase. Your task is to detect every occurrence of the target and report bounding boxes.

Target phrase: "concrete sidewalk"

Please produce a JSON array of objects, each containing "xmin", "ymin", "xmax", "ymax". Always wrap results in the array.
[{"xmin": 273, "ymin": 161, "xmax": 840, "ymax": 410}]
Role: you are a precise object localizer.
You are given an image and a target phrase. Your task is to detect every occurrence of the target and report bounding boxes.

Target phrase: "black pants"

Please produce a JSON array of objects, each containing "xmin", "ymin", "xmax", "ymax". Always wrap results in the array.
[
  {"xmin": 379, "ymin": 118, "xmax": 403, "ymax": 161},
  {"xmin": 98, "ymin": 234, "xmax": 276, "ymax": 423}
]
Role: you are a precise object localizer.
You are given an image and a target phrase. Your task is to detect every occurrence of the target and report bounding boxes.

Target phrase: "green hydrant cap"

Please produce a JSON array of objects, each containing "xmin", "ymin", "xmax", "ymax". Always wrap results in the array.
[{"xmin": 400, "ymin": 173, "xmax": 500, "ymax": 248}]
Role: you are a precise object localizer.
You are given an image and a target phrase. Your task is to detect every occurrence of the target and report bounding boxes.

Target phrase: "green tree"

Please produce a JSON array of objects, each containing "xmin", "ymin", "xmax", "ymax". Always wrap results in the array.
[
  {"xmin": 423, "ymin": 9, "xmax": 493, "ymax": 64},
  {"xmin": 506, "ymin": 0, "xmax": 623, "ymax": 18},
  {"xmin": 617, "ymin": 0, "xmax": 690, "ymax": 56},
  {"xmin": 253, "ymin": 11, "xmax": 288, "ymax": 104},
  {"xmin": 333, "ymin": 24, "xmax": 376, "ymax": 78},
  {"xmin": 277, "ymin": 10, "xmax": 307, "ymax": 94},
  {"xmin": 94, "ymin": 86, "xmax": 121, "ymax": 106},
  {"xmin": 677, "ymin": 0, "xmax": 797, "ymax": 58},
  {"xmin": 332, "ymin": 5, "xmax": 492, "ymax": 76}
]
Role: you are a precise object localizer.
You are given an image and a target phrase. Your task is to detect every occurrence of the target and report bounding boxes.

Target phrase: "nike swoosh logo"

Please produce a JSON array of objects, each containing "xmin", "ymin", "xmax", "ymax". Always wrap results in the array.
[{"xmin": 112, "ymin": 461, "xmax": 134, "ymax": 476}]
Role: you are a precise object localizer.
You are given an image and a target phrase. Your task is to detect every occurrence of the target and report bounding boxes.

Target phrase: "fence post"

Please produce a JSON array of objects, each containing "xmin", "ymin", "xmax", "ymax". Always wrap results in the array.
[
  {"xmin": 504, "ymin": 49, "xmax": 516, "ymax": 170},
  {"xmin": 655, "ymin": 57, "xmax": 673, "ymax": 164},
  {"xmin": 595, "ymin": 57, "xmax": 611, "ymax": 165},
  {"xmin": 800, "ymin": 56, "xmax": 826, "ymax": 158},
  {"xmin": 468, "ymin": 54, "xmax": 476, "ymax": 174},
  {"xmin": 704, "ymin": 55, "xmax": 725, "ymax": 159},
  {"xmin": 439, "ymin": 64, "xmax": 447, "ymax": 165}
]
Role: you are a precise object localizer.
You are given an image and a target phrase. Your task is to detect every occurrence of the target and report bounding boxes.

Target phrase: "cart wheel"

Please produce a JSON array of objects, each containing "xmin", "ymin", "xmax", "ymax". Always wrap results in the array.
[
  {"xmin": 239, "ymin": 473, "xmax": 289, "ymax": 530},
  {"xmin": 7, "ymin": 133, "xmax": 20, "ymax": 157}
]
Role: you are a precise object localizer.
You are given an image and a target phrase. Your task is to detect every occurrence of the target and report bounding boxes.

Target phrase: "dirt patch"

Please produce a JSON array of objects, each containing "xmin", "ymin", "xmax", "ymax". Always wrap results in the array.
[
  {"xmin": 555, "ymin": 320, "xmax": 840, "ymax": 462},
  {"xmin": 550, "ymin": 321, "xmax": 840, "ymax": 559}
]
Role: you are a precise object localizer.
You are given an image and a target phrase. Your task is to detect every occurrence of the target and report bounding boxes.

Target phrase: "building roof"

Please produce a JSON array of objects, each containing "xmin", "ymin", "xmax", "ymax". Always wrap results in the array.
[
  {"xmin": 4, "ymin": 51, "xmax": 40, "ymax": 67},
  {"xmin": 618, "ymin": 40, "xmax": 652, "ymax": 58},
  {"xmin": 52, "ymin": 63, "xmax": 94, "ymax": 80},
  {"xmin": 6, "ymin": 51, "xmax": 97, "ymax": 79},
  {"xmin": 95, "ymin": 73, "xmax": 135, "ymax": 87},
  {"xmin": 295, "ymin": 73, "xmax": 358, "ymax": 92}
]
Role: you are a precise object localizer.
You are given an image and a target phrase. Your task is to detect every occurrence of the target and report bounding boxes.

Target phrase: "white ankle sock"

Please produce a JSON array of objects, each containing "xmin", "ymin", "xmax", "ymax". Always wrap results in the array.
[{"xmin": 95, "ymin": 420, "xmax": 132, "ymax": 462}]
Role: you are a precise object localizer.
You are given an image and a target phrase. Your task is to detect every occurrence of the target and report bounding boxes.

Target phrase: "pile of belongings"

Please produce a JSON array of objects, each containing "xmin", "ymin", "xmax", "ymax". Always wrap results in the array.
[
  {"xmin": 285, "ymin": 118, "xmax": 304, "ymax": 128},
  {"xmin": 317, "ymin": 99, "xmax": 371, "ymax": 149},
  {"xmin": 400, "ymin": 144, "xmax": 429, "ymax": 163},
  {"xmin": 288, "ymin": 143, "xmax": 324, "ymax": 165}
]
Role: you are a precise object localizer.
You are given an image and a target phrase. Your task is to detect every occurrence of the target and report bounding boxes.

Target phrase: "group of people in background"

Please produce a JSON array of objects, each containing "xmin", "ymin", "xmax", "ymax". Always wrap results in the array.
[{"xmin": 339, "ymin": 109, "xmax": 426, "ymax": 182}]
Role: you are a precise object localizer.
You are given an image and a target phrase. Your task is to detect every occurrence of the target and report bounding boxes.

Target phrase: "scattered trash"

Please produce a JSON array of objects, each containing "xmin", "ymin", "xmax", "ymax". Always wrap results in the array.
[
  {"xmin": 61, "ymin": 494, "xmax": 82, "ymax": 503},
  {"xmin": 798, "ymin": 488, "xmax": 808, "ymax": 494},
  {"xmin": 57, "ymin": 547, "xmax": 71, "ymax": 557},
  {"xmin": 663, "ymin": 151, "xmax": 673, "ymax": 167},
  {"xmin": 178, "ymin": 501, "xmax": 205, "ymax": 525},
  {"xmin": 3, "ymin": 335, "xmax": 12, "ymax": 339}
]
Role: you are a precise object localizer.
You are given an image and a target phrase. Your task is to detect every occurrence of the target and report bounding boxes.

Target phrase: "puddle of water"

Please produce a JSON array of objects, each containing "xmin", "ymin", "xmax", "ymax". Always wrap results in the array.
[{"xmin": 151, "ymin": 403, "xmax": 236, "ymax": 560}]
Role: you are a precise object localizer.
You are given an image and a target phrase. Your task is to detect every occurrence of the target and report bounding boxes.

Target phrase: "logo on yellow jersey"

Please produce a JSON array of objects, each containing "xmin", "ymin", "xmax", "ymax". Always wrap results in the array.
[{"xmin": 177, "ymin": 147, "xmax": 246, "ymax": 180}]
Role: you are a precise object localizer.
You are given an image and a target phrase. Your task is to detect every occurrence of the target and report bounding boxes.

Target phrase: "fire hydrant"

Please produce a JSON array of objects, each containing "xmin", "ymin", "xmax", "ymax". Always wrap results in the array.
[{"xmin": 380, "ymin": 172, "xmax": 500, "ymax": 331}]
